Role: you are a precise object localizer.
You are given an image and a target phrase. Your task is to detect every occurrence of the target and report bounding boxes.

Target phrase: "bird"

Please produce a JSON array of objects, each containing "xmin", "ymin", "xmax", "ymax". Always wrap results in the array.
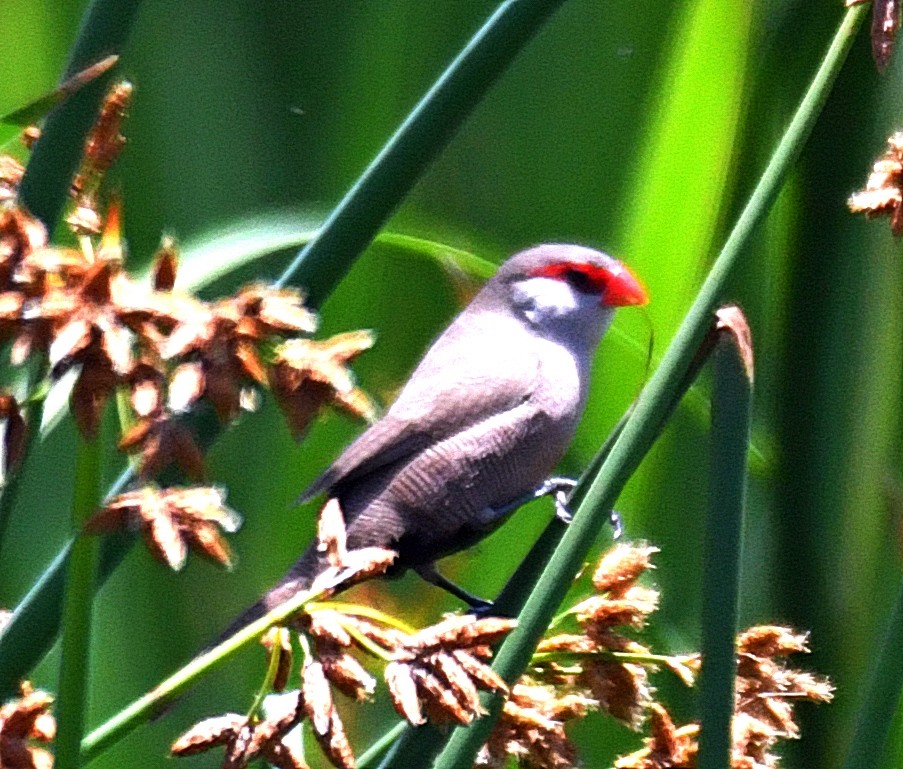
[{"xmin": 227, "ymin": 243, "xmax": 647, "ymax": 634}]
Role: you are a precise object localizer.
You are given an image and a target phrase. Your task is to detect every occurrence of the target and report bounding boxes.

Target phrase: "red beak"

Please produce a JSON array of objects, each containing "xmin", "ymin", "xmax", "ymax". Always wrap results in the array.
[{"xmin": 602, "ymin": 262, "xmax": 648, "ymax": 307}]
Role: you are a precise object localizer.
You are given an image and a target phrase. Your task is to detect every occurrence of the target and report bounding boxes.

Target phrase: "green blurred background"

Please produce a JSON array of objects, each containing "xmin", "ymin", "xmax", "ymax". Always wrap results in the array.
[{"xmin": 1, "ymin": 1, "xmax": 901, "ymax": 767}]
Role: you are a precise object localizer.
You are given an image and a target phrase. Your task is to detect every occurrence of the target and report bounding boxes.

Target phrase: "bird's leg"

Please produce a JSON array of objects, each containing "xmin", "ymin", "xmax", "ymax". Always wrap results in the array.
[
  {"xmin": 413, "ymin": 563, "xmax": 493, "ymax": 611},
  {"xmin": 476, "ymin": 476, "xmax": 579, "ymax": 527},
  {"xmin": 486, "ymin": 476, "xmax": 624, "ymax": 537}
]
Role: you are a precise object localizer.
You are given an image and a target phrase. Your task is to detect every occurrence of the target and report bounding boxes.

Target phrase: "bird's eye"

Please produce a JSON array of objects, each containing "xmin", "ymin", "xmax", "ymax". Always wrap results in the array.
[{"xmin": 564, "ymin": 269, "xmax": 596, "ymax": 294}]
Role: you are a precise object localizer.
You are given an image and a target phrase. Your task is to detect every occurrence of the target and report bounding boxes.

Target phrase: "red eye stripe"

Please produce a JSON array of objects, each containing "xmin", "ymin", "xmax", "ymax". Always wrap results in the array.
[{"xmin": 528, "ymin": 261, "xmax": 648, "ymax": 307}]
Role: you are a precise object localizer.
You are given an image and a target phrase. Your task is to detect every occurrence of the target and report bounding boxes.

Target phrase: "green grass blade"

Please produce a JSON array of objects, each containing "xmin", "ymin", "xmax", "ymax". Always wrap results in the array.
[
  {"xmin": 431, "ymin": 7, "xmax": 867, "ymax": 768},
  {"xmin": 18, "ymin": 0, "xmax": 142, "ymax": 231},
  {"xmin": 54, "ymin": 433, "xmax": 104, "ymax": 769},
  {"xmin": 840, "ymin": 576, "xmax": 903, "ymax": 769},
  {"xmin": 698, "ymin": 313, "xmax": 752, "ymax": 769},
  {"xmin": 274, "ymin": 0, "xmax": 567, "ymax": 302}
]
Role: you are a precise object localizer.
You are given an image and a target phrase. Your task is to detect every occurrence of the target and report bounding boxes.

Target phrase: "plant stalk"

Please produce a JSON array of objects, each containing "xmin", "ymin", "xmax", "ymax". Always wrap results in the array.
[
  {"xmin": 698, "ymin": 317, "xmax": 752, "ymax": 769},
  {"xmin": 54, "ymin": 433, "xmax": 104, "ymax": 769}
]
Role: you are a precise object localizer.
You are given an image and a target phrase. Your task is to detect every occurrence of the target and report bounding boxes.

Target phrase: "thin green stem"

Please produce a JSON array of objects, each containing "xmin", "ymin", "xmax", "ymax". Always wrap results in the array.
[
  {"xmin": 431, "ymin": 7, "xmax": 868, "ymax": 769},
  {"xmin": 54, "ymin": 432, "xmax": 104, "ymax": 769},
  {"xmin": 274, "ymin": 0, "xmax": 567, "ymax": 303},
  {"xmin": 308, "ymin": 601, "xmax": 418, "ymax": 635},
  {"xmin": 698, "ymin": 324, "xmax": 752, "ymax": 769},
  {"xmin": 245, "ymin": 628, "xmax": 287, "ymax": 722},
  {"xmin": 358, "ymin": 721, "xmax": 407, "ymax": 769},
  {"xmin": 79, "ymin": 565, "xmax": 355, "ymax": 763}
]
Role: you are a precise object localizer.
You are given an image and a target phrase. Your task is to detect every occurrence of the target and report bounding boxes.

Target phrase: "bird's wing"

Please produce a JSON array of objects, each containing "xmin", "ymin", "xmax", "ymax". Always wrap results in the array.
[{"xmin": 299, "ymin": 315, "xmax": 540, "ymax": 501}]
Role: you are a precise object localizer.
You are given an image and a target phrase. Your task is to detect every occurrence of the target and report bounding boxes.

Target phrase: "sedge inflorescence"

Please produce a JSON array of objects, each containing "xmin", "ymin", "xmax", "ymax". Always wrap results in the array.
[{"xmin": 0, "ymin": 80, "xmax": 377, "ymax": 571}]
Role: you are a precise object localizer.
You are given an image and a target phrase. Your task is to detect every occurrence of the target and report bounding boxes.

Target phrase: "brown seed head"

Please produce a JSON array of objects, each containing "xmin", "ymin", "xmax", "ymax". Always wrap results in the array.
[
  {"xmin": 849, "ymin": 131, "xmax": 903, "ymax": 234},
  {"xmin": 271, "ymin": 332, "xmax": 376, "ymax": 439},
  {"xmin": 0, "ymin": 681, "xmax": 56, "ymax": 769},
  {"xmin": 0, "ymin": 155, "xmax": 25, "ymax": 202},
  {"xmin": 592, "ymin": 542, "xmax": 659, "ymax": 595}
]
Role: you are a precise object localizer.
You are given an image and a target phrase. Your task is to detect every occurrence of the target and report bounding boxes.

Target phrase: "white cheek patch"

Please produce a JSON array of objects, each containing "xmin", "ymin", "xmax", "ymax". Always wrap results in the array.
[
  {"xmin": 512, "ymin": 277, "xmax": 581, "ymax": 324},
  {"xmin": 511, "ymin": 276, "xmax": 613, "ymax": 350}
]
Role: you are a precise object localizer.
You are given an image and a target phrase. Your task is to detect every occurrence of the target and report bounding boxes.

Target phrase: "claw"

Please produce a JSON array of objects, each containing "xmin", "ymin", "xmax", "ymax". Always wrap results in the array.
[
  {"xmin": 554, "ymin": 489, "xmax": 573, "ymax": 523},
  {"xmin": 609, "ymin": 509, "xmax": 623, "ymax": 539}
]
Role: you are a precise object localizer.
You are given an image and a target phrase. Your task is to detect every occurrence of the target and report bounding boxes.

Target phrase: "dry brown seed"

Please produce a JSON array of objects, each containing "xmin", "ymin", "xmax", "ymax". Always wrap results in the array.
[
  {"xmin": 410, "ymin": 614, "xmax": 516, "ymax": 652},
  {"xmin": 431, "ymin": 651, "xmax": 483, "ymax": 716},
  {"xmin": 320, "ymin": 649, "xmax": 376, "ymax": 701},
  {"xmin": 385, "ymin": 661, "xmax": 425, "ymax": 725},
  {"xmin": 171, "ymin": 713, "xmax": 245, "ymax": 755},
  {"xmin": 168, "ymin": 361, "xmax": 205, "ymax": 413},
  {"xmin": 581, "ymin": 660, "xmax": 652, "ymax": 730},
  {"xmin": 737, "ymin": 626, "xmax": 809, "ymax": 657},
  {"xmin": 536, "ymin": 633, "xmax": 597, "ymax": 654},
  {"xmin": 314, "ymin": 707, "xmax": 356, "ymax": 769},
  {"xmin": 451, "ymin": 649, "xmax": 508, "ymax": 694},
  {"xmin": 317, "ymin": 497, "xmax": 347, "ymax": 567},
  {"xmin": 185, "ymin": 518, "xmax": 234, "ymax": 568},
  {"xmin": 301, "ymin": 660, "xmax": 333, "ymax": 735},
  {"xmin": 343, "ymin": 615, "xmax": 407, "ymax": 651},
  {"xmin": 592, "ymin": 543, "xmax": 659, "ymax": 594},
  {"xmin": 306, "ymin": 610, "xmax": 353, "ymax": 647},
  {"xmin": 413, "ymin": 665, "xmax": 473, "ymax": 725},
  {"xmin": 152, "ymin": 236, "xmax": 179, "ymax": 291},
  {"xmin": 146, "ymin": 505, "xmax": 188, "ymax": 570},
  {"xmin": 573, "ymin": 591, "xmax": 659, "ymax": 630}
]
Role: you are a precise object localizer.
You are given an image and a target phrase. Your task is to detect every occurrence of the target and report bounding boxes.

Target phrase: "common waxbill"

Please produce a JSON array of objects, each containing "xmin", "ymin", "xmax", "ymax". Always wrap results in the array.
[{"xmin": 230, "ymin": 244, "xmax": 646, "ymax": 630}]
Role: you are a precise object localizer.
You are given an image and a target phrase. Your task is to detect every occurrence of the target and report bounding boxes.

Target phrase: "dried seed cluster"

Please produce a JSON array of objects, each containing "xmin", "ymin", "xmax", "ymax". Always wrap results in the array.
[
  {"xmin": 478, "ymin": 543, "xmax": 667, "ymax": 769},
  {"xmin": 1, "ymin": 81, "xmax": 376, "ymax": 571},
  {"xmin": 171, "ymin": 538, "xmax": 832, "ymax": 769},
  {"xmin": 173, "ymin": 606, "xmax": 515, "ymax": 769},
  {"xmin": 0, "ymin": 681, "xmax": 56, "ymax": 769},
  {"xmin": 614, "ymin": 627, "xmax": 833, "ymax": 769},
  {"xmin": 849, "ymin": 132, "xmax": 903, "ymax": 235},
  {"xmin": 171, "ymin": 692, "xmax": 305, "ymax": 769},
  {"xmin": 84, "ymin": 485, "xmax": 241, "ymax": 570}
]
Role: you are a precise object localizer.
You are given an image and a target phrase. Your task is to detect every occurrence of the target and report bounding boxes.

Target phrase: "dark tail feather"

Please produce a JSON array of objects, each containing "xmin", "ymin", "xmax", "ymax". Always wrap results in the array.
[{"xmin": 211, "ymin": 546, "xmax": 324, "ymax": 649}]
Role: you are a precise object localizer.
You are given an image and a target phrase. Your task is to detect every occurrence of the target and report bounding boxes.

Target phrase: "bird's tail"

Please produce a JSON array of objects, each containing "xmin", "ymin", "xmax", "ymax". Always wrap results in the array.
[{"xmin": 210, "ymin": 544, "xmax": 325, "ymax": 649}]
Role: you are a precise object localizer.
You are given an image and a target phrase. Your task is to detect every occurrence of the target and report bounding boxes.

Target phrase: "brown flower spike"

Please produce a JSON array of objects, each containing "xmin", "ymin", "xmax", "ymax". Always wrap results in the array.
[
  {"xmin": 85, "ymin": 485, "xmax": 241, "ymax": 570},
  {"xmin": 0, "ymin": 681, "xmax": 56, "ymax": 769},
  {"xmin": 171, "ymin": 691, "xmax": 306, "ymax": 769},
  {"xmin": 271, "ymin": 331, "xmax": 377, "ymax": 439},
  {"xmin": 614, "ymin": 626, "xmax": 833, "ymax": 769},
  {"xmin": 849, "ymin": 131, "xmax": 903, "ymax": 235},
  {"xmin": 383, "ymin": 614, "xmax": 513, "ymax": 727},
  {"xmin": 848, "ymin": 0, "xmax": 901, "ymax": 71}
]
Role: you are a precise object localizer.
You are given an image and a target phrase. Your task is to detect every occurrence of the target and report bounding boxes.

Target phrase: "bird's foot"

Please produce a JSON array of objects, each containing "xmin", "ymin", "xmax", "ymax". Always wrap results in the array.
[
  {"xmin": 531, "ymin": 476, "xmax": 577, "ymax": 523},
  {"xmin": 533, "ymin": 477, "xmax": 624, "ymax": 537},
  {"xmin": 414, "ymin": 563, "xmax": 493, "ymax": 611},
  {"xmin": 609, "ymin": 509, "xmax": 623, "ymax": 539}
]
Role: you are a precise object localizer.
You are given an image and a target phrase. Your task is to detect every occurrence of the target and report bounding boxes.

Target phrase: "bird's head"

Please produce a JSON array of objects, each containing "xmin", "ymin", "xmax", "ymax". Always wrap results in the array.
[{"xmin": 477, "ymin": 244, "xmax": 648, "ymax": 348}]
